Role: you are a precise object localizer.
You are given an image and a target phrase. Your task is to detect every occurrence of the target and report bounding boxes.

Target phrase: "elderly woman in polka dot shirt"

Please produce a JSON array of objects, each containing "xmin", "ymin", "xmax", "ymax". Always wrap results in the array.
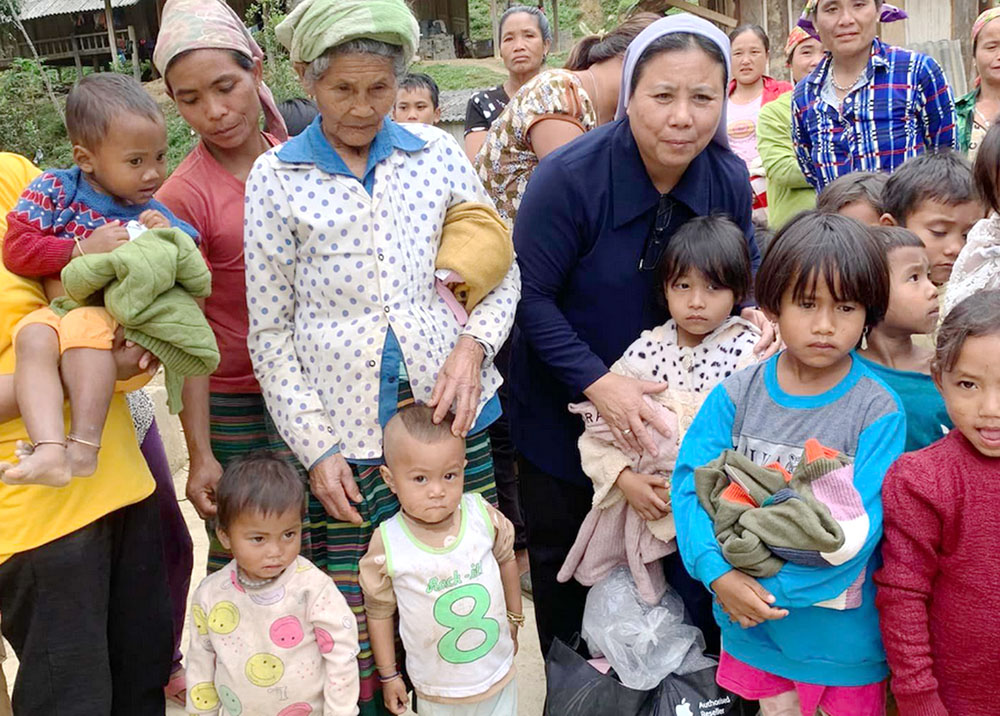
[{"xmin": 244, "ymin": 0, "xmax": 519, "ymax": 706}]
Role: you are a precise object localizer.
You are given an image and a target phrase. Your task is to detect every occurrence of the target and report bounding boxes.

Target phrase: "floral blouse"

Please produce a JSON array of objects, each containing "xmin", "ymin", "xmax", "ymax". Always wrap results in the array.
[{"xmin": 473, "ymin": 69, "xmax": 597, "ymax": 224}]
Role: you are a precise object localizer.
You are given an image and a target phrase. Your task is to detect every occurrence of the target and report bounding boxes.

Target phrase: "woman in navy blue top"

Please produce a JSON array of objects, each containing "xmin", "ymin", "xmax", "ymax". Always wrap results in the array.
[{"xmin": 510, "ymin": 15, "xmax": 771, "ymax": 656}]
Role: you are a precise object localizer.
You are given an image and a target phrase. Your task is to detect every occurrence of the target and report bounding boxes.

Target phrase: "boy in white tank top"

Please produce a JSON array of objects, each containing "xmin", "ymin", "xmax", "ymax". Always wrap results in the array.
[{"xmin": 360, "ymin": 404, "xmax": 522, "ymax": 715}]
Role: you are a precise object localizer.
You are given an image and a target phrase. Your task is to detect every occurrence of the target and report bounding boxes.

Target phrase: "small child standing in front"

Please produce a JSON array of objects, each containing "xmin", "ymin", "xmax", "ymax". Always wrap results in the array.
[
  {"xmin": 185, "ymin": 452, "xmax": 360, "ymax": 715},
  {"xmin": 858, "ymin": 226, "xmax": 953, "ymax": 451},
  {"xmin": 672, "ymin": 211, "xmax": 907, "ymax": 716},
  {"xmin": 876, "ymin": 290, "xmax": 1000, "ymax": 716},
  {"xmin": 393, "ymin": 73, "xmax": 442, "ymax": 126},
  {"xmin": 0, "ymin": 73, "xmax": 198, "ymax": 487},
  {"xmin": 360, "ymin": 404, "xmax": 521, "ymax": 716},
  {"xmin": 560, "ymin": 216, "xmax": 760, "ymax": 640}
]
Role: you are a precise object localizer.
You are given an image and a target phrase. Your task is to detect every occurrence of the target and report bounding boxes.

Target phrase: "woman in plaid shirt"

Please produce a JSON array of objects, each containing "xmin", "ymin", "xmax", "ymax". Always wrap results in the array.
[{"xmin": 792, "ymin": 0, "xmax": 957, "ymax": 192}]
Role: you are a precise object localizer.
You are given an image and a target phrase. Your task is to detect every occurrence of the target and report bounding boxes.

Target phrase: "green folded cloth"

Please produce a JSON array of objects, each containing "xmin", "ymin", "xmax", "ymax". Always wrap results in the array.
[
  {"xmin": 52, "ymin": 227, "xmax": 219, "ymax": 414},
  {"xmin": 275, "ymin": 0, "xmax": 420, "ymax": 64},
  {"xmin": 695, "ymin": 447, "xmax": 848, "ymax": 577}
]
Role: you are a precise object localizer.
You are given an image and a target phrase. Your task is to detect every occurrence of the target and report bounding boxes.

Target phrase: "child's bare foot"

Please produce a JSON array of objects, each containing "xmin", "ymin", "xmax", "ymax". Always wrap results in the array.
[
  {"xmin": 66, "ymin": 435, "xmax": 100, "ymax": 477},
  {"xmin": 0, "ymin": 441, "xmax": 72, "ymax": 487}
]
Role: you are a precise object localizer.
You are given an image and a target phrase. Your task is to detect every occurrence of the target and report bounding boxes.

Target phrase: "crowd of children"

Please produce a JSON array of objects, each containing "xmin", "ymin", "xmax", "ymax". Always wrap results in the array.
[{"xmin": 4, "ymin": 17, "xmax": 1000, "ymax": 716}]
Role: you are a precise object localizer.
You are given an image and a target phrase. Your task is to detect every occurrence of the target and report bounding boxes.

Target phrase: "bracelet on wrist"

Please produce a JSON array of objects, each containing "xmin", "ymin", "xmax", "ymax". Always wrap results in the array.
[
  {"xmin": 506, "ymin": 610, "xmax": 525, "ymax": 627},
  {"xmin": 377, "ymin": 671, "xmax": 402, "ymax": 684}
]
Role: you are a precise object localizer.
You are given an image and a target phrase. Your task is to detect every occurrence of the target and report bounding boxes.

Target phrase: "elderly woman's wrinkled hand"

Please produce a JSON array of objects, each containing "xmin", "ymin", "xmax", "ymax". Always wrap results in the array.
[
  {"xmin": 583, "ymin": 372, "xmax": 670, "ymax": 455},
  {"xmin": 429, "ymin": 335, "xmax": 485, "ymax": 437},
  {"xmin": 741, "ymin": 307, "xmax": 782, "ymax": 358},
  {"xmin": 310, "ymin": 452, "xmax": 363, "ymax": 524}
]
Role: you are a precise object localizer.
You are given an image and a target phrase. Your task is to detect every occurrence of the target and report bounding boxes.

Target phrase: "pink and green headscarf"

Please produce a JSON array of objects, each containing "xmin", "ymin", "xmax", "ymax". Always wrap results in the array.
[
  {"xmin": 973, "ymin": 8, "xmax": 1000, "ymax": 47},
  {"xmin": 153, "ymin": 0, "xmax": 288, "ymax": 141}
]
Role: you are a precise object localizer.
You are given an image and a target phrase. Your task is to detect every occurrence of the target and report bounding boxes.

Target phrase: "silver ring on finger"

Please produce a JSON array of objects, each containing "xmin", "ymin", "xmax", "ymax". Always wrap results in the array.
[{"xmin": 622, "ymin": 428, "xmax": 633, "ymax": 436}]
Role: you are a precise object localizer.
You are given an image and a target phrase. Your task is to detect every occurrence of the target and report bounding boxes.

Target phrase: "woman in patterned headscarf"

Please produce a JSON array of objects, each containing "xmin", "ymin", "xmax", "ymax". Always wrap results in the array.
[
  {"xmin": 153, "ymin": 0, "xmax": 296, "ymax": 568},
  {"xmin": 242, "ymin": 0, "xmax": 518, "ymax": 712},
  {"xmin": 955, "ymin": 8, "xmax": 1000, "ymax": 161}
]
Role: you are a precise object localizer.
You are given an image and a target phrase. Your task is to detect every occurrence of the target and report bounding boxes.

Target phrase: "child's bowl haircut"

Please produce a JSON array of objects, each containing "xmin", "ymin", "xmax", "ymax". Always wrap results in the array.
[
  {"xmin": 66, "ymin": 73, "xmax": 163, "ymax": 149},
  {"xmin": 868, "ymin": 225, "xmax": 926, "ymax": 252},
  {"xmin": 756, "ymin": 211, "xmax": 890, "ymax": 329},
  {"xmin": 881, "ymin": 150, "xmax": 976, "ymax": 222},
  {"xmin": 816, "ymin": 171, "xmax": 888, "ymax": 214},
  {"xmin": 934, "ymin": 290, "xmax": 1000, "ymax": 373},
  {"xmin": 654, "ymin": 214, "xmax": 752, "ymax": 306},
  {"xmin": 216, "ymin": 451, "xmax": 305, "ymax": 530},
  {"xmin": 973, "ymin": 123, "xmax": 1000, "ymax": 215}
]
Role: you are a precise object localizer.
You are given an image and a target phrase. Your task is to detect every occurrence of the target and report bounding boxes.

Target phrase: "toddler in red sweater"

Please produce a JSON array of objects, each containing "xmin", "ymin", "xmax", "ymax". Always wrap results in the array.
[
  {"xmin": 0, "ymin": 74, "xmax": 194, "ymax": 487},
  {"xmin": 875, "ymin": 289, "xmax": 1000, "ymax": 716}
]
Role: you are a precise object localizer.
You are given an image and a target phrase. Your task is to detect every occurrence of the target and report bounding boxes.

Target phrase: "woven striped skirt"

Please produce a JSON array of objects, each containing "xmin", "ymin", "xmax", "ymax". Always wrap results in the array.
[{"xmin": 207, "ymin": 384, "xmax": 497, "ymax": 715}]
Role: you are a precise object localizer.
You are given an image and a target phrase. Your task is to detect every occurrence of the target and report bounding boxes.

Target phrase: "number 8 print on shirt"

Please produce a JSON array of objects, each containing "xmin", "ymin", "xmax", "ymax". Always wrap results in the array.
[{"xmin": 380, "ymin": 493, "xmax": 516, "ymax": 698}]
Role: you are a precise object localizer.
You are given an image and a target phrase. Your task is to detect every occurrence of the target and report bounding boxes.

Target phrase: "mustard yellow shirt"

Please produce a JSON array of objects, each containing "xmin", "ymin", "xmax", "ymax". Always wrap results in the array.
[{"xmin": 0, "ymin": 153, "xmax": 154, "ymax": 563}]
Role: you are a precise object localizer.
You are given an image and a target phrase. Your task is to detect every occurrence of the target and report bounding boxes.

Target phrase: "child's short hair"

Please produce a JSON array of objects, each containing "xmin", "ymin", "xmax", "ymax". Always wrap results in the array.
[
  {"xmin": 816, "ymin": 171, "xmax": 888, "ymax": 214},
  {"xmin": 756, "ymin": 211, "xmax": 890, "ymax": 329},
  {"xmin": 66, "ymin": 73, "xmax": 163, "ymax": 149},
  {"xmin": 384, "ymin": 403, "xmax": 456, "ymax": 448},
  {"xmin": 868, "ymin": 225, "xmax": 925, "ymax": 252},
  {"xmin": 216, "ymin": 451, "xmax": 304, "ymax": 530},
  {"xmin": 881, "ymin": 150, "xmax": 976, "ymax": 222},
  {"xmin": 654, "ymin": 214, "xmax": 752, "ymax": 306},
  {"xmin": 398, "ymin": 72, "xmax": 440, "ymax": 109},
  {"xmin": 935, "ymin": 290, "xmax": 1000, "ymax": 373},
  {"xmin": 973, "ymin": 123, "xmax": 1000, "ymax": 216}
]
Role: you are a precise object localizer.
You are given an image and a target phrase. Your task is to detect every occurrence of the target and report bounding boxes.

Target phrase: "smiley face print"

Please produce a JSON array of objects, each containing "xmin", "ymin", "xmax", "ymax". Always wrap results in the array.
[
  {"xmin": 269, "ymin": 615, "xmax": 304, "ymax": 648},
  {"xmin": 245, "ymin": 652, "xmax": 285, "ymax": 687},
  {"xmin": 191, "ymin": 604, "xmax": 209, "ymax": 636},
  {"xmin": 217, "ymin": 684, "xmax": 242, "ymax": 715},
  {"xmin": 189, "ymin": 682, "xmax": 220, "ymax": 711},
  {"xmin": 208, "ymin": 601, "xmax": 240, "ymax": 634}
]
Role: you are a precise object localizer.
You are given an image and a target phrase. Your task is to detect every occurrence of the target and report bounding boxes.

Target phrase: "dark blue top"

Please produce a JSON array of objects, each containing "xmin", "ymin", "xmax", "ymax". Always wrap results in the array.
[{"xmin": 509, "ymin": 116, "xmax": 758, "ymax": 485}]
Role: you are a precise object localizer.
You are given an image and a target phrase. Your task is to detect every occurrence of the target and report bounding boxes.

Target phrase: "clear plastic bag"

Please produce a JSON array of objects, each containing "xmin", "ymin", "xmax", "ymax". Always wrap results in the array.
[{"xmin": 581, "ymin": 566, "xmax": 703, "ymax": 690}]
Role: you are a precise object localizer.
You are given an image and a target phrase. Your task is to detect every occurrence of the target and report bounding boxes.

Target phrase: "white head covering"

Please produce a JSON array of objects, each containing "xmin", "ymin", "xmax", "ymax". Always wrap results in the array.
[{"xmin": 615, "ymin": 14, "xmax": 731, "ymax": 149}]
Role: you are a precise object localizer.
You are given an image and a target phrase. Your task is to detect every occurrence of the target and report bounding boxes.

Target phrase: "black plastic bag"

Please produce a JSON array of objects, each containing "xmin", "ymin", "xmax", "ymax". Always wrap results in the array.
[
  {"xmin": 544, "ymin": 637, "xmax": 655, "ymax": 716},
  {"xmin": 654, "ymin": 667, "xmax": 744, "ymax": 716},
  {"xmin": 544, "ymin": 637, "xmax": 749, "ymax": 716}
]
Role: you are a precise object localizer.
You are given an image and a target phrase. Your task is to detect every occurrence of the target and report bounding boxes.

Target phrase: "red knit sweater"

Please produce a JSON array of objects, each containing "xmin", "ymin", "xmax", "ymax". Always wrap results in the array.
[{"xmin": 875, "ymin": 430, "xmax": 1000, "ymax": 716}]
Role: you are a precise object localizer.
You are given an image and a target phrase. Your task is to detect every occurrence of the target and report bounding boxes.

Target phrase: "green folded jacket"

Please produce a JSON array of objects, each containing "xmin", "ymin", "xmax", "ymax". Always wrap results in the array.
[
  {"xmin": 52, "ymin": 227, "xmax": 220, "ymax": 413},
  {"xmin": 695, "ymin": 447, "xmax": 848, "ymax": 577}
]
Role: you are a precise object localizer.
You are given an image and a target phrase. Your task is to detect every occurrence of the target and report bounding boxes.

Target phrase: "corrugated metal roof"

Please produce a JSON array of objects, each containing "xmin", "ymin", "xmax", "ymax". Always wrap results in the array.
[{"xmin": 19, "ymin": 0, "xmax": 142, "ymax": 22}]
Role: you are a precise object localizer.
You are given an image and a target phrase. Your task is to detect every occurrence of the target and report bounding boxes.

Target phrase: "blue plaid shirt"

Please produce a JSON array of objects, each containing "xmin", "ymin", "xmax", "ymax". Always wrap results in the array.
[{"xmin": 792, "ymin": 39, "xmax": 957, "ymax": 191}]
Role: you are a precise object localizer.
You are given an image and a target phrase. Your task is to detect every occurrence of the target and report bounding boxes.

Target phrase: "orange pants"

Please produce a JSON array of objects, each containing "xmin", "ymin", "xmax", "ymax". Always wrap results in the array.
[{"xmin": 12, "ymin": 306, "xmax": 117, "ymax": 352}]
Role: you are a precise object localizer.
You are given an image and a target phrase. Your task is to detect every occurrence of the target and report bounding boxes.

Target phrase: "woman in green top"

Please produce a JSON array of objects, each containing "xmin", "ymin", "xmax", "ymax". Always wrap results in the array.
[
  {"xmin": 756, "ymin": 27, "xmax": 824, "ymax": 229},
  {"xmin": 956, "ymin": 8, "xmax": 1000, "ymax": 161}
]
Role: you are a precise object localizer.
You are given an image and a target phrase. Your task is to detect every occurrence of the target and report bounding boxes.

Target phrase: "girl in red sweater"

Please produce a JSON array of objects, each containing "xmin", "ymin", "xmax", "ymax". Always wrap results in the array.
[{"xmin": 876, "ymin": 289, "xmax": 1000, "ymax": 716}]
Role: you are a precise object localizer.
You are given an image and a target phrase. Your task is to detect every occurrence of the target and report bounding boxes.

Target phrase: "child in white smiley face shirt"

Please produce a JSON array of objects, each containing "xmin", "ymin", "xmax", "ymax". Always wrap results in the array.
[{"xmin": 185, "ymin": 453, "xmax": 360, "ymax": 715}]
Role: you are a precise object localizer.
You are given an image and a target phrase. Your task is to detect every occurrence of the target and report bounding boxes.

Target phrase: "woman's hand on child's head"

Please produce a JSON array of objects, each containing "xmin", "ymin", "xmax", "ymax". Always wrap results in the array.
[
  {"xmin": 583, "ymin": 372, "xmax": 670, "ymax": 456},
  {"xmin": 741, "ymin": 308, "xmax": 783, "ymax": 358},
  {"xmin": 710, "ymin": 570, "xmax": 789, "ymax": 629},
  {"xmin": 138, "ymin": 209, "xmax": 171, "ymax": 229},
  {"xmin": 76, "ymin": 221, "xmax": 130, "ymax": 256},
  {"xmin": 381, "ymin": 677, "xmax": 409, "ymax": 715},
  {"xmin": 617, "ymin": 468, "xmax": 671, "ymax": 521}
]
